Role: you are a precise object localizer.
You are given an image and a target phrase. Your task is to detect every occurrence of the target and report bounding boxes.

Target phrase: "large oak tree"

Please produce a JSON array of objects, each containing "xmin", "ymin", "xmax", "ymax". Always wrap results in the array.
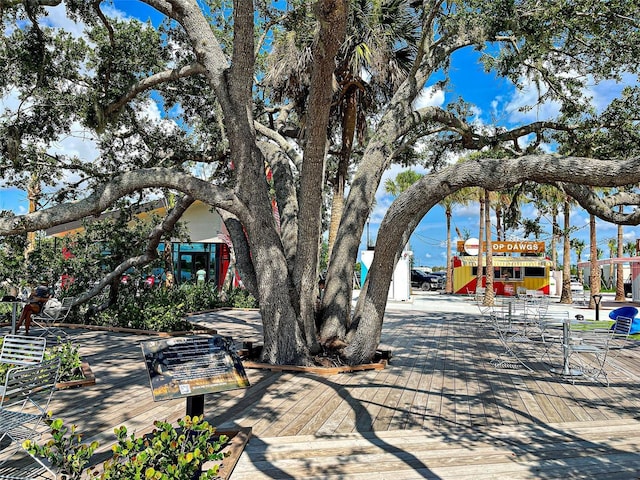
[{"xmin": 1, "ymin": 0, "xmax": 639, "ymax": 365}]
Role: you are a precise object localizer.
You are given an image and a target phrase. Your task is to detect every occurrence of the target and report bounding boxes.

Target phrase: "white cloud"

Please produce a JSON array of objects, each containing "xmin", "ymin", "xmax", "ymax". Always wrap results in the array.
[
  {"xmin": 42, "ymin": 5, "xmax": 86, "ymax": 37},
  {"xmin": 47, "ymin": 124, "xmax": 99, "ymax": 160},
  {"xmin": 504, "ymin": 81, "xmax": 561, "ymax": 124},
  {"xmin": 412, "ymin": 86, "xmax": 445, "ymax": 110},
  {"xmin": 503, "ymin": 70, "xmax": 637, "ymax": 125},
  {"xmin": 453, "ymin": 202, "xmax": 479, "ymax": 218}
]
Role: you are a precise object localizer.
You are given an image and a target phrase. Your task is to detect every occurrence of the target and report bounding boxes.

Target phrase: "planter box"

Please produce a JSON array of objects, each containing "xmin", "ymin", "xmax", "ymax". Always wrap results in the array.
[{"xmin": 56, "ymin": 361, "xmax": 95, "ymax": 390}]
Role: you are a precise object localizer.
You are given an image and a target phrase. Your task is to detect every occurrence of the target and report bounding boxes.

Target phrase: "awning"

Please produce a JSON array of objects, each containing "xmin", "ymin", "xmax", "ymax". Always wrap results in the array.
[{"xmin": 458, "ymin": 256, "xmax": 551, "ymax": 267}]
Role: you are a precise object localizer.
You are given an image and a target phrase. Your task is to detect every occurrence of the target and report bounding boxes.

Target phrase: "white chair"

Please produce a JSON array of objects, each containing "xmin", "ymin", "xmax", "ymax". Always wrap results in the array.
[
  {"xmin": 567, "ymin": 325, "xmax": 615, "ymax": 386},
  {"xmin": 608, "ymin": 315, "xmax": 633, "ymax": 357},
  {"xmin": 0, "ymin": 357, "xmax": 61, "ymax": 479},
  {"xmin": 573, "ymin": 290, "xmax": 588, "ymax": 306},
  {"xmin": 31, "ymin": 296, "xmax": 75, "ymax": 339},
  {"xmin": 537, "ymin": 311, "xmax": 570, "ymax": 364},
  {"xmin": 0, "ymin": 335, "xmax": 46, "ymax": 367},
  {"xmin": 489, "ymin": 311, "xmax": 536, "ymax": 371}
]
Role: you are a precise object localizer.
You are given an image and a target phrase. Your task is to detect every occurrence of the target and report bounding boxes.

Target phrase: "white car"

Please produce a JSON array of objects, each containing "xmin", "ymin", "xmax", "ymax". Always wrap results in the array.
[{"xmin": 570, "ymin": 281, "xmax": 584, "ymax": 294}]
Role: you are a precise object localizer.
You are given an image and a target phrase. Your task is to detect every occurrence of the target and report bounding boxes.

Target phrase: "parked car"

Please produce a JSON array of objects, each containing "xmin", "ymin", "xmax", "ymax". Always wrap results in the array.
[
  {"xmin": 431, "ymin": 271, "xmax": 447, "ymax": 280},
  {"xmin": 570, "ymin": 280, "xmax": 584, "ymax": 294},
  {"xmin": 411, "ymin": 269, "xmax": 445, "ymax": 291}
]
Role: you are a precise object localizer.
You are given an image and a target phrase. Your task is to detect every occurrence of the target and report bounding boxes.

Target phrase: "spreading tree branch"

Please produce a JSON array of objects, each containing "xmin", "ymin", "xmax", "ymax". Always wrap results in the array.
[{"xmin": 75, "ymin": 194, "xmax": 195, "ymax": 304}]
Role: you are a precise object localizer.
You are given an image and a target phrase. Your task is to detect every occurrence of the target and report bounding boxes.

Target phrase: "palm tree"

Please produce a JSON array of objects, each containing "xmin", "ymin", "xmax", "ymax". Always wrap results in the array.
[
  {"xmin": 476, "ymin": 188, "xmax": 485, "ymax": 297},
  {"xmin": 383, "ymin": 169, "xmax": 422, "ymax": 196},
  {"xmin": 538, "ymin": 186, "xmax": 564, "ymax": 272},
  {"xmin": 607, "ymin": 237, "xmax": 617, "ymax": 289},
  {"xmin": 559, "ymin": 197, "xmax": 574, "ymax": 304},
  {"xmin": 483, "ymin": 189, "xmax": 495, "ymax": 306},
  {"xmin": 441, "ymin": 188, "xmax": 473, "ymax": 294},
  {"xmin": 570, "ymin": 238, "xmax": 586, "ymax": 283},
  {"xmin": 588, "ymin": 213, "xmax": 601, "ymax": 309},
  {"xmin": 325, "ymin": 0, "xmax": 419, "ymax": 258},
  {"xmin": 615, "ymin": 206, "xmax": 625, "ymax": 301},
  {"xmin": 491, "ymin": 189, "xmax": 516, "ymax": 241},
  {"xmin": 624, "ymin": 241, "xmax": 637, "ymax": 257}
]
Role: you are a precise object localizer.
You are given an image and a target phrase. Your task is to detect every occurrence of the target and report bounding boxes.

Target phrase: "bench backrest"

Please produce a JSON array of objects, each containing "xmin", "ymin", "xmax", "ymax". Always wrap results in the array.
[{"xmin": 0, "ymin": 335, "xmax": 46, "ymax": 366}]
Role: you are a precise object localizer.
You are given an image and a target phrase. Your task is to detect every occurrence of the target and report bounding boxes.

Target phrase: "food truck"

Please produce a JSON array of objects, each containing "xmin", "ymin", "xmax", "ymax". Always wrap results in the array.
[{"xmin": 452, "ymin": 240, "xmax": 551, "ymax": 296}]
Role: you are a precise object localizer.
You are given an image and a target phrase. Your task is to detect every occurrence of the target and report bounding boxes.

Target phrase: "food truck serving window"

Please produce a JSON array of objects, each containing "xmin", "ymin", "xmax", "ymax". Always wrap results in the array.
[
  {"xmin": 524, "ymin": 266, "xmax": 546, "ymax": 277},
  {"xmin": 500, "ymin": 267, "xmax": 523, "ymax": 280}
]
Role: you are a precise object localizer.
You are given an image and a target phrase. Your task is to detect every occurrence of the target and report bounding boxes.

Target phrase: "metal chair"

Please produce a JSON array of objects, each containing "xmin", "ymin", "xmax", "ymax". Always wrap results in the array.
[
  {"xmin": 608, "ymin": 315, "xmax": 633, "ymax": 357},
  {"xmin": 566, "ymin": 325, "xmax": 615, "ymax": 386},
  {"xmin": 488, "ymin": 311, "xmax": 537, "ymax": 371},
  {"xmin": 536, "ymin": 311, "xmax": 570, "ymax": 364},
  {"xmin": 31, "ymin": 296, "xmax": 75, "ymax": 340},
  {"xmin": 0, "ymin": 335, "xmax": 46, "ymax": 367},
  {"xmin": 0, "ymin": 357, "xmax": 61, "ymax": 479}
]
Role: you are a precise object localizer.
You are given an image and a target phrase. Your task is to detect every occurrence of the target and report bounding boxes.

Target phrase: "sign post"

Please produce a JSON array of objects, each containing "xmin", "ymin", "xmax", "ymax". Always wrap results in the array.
[{"xmin": 140, "ymin": 335, "xmax": 250, "ymax": 416}]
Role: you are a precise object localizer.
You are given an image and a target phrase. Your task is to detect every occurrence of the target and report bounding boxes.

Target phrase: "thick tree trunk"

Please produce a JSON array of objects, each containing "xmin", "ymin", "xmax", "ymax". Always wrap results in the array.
[
  {"xmin": 293, "ymin": 0, "xmax": 347, "ymax": 354},
  {"xmin": 24, "ymin": 173, "xmax": 40, "ymax": 260}
]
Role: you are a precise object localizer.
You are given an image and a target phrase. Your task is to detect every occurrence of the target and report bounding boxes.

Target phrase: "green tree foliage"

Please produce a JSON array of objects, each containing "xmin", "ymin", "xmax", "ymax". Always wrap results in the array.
[{"xmin": 1, "ymin": 0, "xmax": 640, "ymax": 365}]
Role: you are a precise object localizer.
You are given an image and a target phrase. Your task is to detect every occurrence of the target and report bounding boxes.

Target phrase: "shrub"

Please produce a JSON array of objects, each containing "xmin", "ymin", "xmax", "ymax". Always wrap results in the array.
[
  {"xmin": 23, "ymin": 414, "xmax": 99, "ymax": 480},
  {"xmin": 98, "ymin": 416, "xmax": 227, "ymax": 479},
  {"xmin": 23, "ymin": 415, "xmax": 228, "ymax": 480},
  {"xmin": 89, "ymin": 283, "xmax": 255, "ymax": 332},
  {"xmin": 227, "ymin": 288, "xmax": 258, "ymax": 309},
  {"xmin": 46, "ymin": 340, "xmax": 83, "ymax": 381}
]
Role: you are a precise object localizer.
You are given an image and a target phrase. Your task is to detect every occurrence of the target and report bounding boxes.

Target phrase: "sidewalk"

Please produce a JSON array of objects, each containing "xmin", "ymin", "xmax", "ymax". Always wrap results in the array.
[{"xmin": 385, "ymin": 290, "xmax": 634, "ymax": 321}]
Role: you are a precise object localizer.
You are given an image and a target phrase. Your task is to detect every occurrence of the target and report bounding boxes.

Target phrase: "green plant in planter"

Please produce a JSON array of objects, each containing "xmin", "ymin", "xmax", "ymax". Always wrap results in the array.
[
  {"xmin": 23, "ymin": 415, "xmax": 227, "ymax": 480},
  {"xmin": 0, "ymin": 339, "xmax": 84, "ymax": 384},
  {"xmin": 47, "ymin": 340, "xmax": 83, "ymax": 381},
  {"xmin": 97, "ymin": 415, "xmax": 227, "ymax": 480},
  {"xmin": 23, "ymin": 413, "xmax": 99, "ymax": 480}
]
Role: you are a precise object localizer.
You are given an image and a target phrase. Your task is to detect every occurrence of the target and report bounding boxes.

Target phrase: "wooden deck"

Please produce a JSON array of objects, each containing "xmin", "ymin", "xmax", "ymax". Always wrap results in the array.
[{"xmin": 3, "ymin": 295, "xmax": 640, "ymax": 479}]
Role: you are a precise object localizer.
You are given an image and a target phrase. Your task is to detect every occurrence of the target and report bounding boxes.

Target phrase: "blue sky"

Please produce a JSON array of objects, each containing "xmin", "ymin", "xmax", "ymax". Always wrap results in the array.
[
  {"xmin": 359, "ymin": 49, "xmax": 639, "ymax": 269},
  {"xmin": 1, "ymin": 3, "xmax": 637, "ymax": 270}
]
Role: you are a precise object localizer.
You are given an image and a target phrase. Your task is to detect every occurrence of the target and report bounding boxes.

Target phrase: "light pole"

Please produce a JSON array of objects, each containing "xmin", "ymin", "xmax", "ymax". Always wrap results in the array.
[{"xmin": 592, "ymin": 294, "xmax": 603, "ymax": 321}]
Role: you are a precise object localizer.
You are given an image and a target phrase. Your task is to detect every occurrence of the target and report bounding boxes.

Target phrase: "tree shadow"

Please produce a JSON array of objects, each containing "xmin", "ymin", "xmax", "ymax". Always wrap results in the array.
[{"xmin": 12, "ymin": 304, "xmax": 640, "ymax": 479}]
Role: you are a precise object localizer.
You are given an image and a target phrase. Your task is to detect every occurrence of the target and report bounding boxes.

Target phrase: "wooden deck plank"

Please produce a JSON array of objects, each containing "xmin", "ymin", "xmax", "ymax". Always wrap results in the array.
[
  {"xmin": 4, "ymin": 296, "xmax": 640, "ymax": 480},
  {"xmin": 231, "ymin": 433, "xmax": 640, "ymax": 480}
]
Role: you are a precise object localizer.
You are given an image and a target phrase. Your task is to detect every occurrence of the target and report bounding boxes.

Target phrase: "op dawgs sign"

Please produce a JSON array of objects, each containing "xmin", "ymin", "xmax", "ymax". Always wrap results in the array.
[{"xmin": 457, "ymin": 240, "xmax": 545, "ymax": 254}]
